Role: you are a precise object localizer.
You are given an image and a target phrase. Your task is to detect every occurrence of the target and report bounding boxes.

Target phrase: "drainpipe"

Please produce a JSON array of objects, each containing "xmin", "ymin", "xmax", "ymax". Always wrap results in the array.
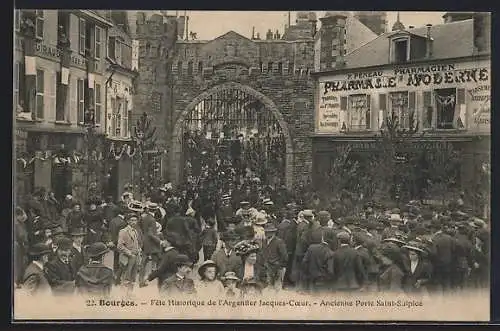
[{"xmin": 426, "ymin": 24, "xmax": 433, "ymax": 58}]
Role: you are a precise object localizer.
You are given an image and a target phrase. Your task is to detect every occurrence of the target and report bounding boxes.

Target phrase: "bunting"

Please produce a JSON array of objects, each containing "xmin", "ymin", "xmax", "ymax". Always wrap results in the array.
[{"xmin": 15, "ymin": 150, "xmax": 106, "ymax": 169}]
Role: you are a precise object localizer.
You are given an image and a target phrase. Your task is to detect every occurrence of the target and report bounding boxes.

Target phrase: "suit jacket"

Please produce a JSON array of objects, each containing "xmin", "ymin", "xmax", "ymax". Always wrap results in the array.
[
  {"xmin": 117, "ymin": 226, "xmax": 142, "ymax": 265},
  {"xmin": 331, "ymin": 245, "xmax": 366, "ymax": 290},
  {"xmin": 378, "ymin": 263, "xmax": 404, "ymax": 292},
  {"xmin": 22, "ymin": 262, "xmax": 51, "ymax": 296},
  {"xmin": 277, "ymin": 219, "xmax": 298, "ymax": 257},
  {"xmin": 75, "ymin": 262, "xmax": 114, "ymax": 297},
  {"xmin": 301, "ymin": 242, "xmax": 334, "ymax": 283},
  {"xmin": 44, "ymin": 258, "xmax": 76, "ymax": 295},
  {"xmin": 140, "ymin": 213, "xmax": 162, "ymax": 255},
  {"xmin": 108, "ymin": 216, "xmax": 126, "ymax": 245},
  {"xmin": 71, "ymin": 246, "xmax": 85, "ymax": 278},
  {"xmin": 261, "ymin": 236, "xmax": 288, "ymax": 269},
  {"xmin": 211, "ymin": 247, "xmax": 242, "ymax": 278},
  {"xmin": 148, "ymin": 247, "xmax": 179, "ymax": 286},
  {"xmin": 430, "ymin": 232, "xmax": 456, "ymax": 269},
  {"xmin": 355, "ymin": 246, "xmax": 379, "ymax": 277},
  {"xmin": 159, "ymin": 274, "xmax": 196, "ymax": 295}
]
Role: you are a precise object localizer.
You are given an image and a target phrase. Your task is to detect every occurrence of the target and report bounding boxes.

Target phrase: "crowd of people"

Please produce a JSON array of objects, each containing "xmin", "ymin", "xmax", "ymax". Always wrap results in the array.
[{"xmin": 14, "ymin": 179, "xmax": 490, "ymax": 299}]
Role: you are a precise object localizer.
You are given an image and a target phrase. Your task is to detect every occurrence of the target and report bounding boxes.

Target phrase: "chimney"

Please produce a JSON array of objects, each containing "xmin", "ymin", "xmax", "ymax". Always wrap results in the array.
[
  {"xmin": 473, "ymin": 12, "xmax": 491, "ymax": 54},
  {"xmin": 426, "ymin": 24, "xmax": 433, "ymax": 58},
  {"xmin": 252, "ymin": 26, "xmax": 255, "ymax": 39},
  {"xmin": 408, "ymin": 25, "xmax": 414, "ymax": 29},
  {"xmin": 319, "ymin": 13, "xmax": 348, "ymax": 70}
]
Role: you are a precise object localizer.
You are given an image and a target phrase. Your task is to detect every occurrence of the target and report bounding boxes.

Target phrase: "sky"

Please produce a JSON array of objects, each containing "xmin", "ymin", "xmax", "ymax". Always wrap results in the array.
[{"xmin": 175, "ymin": 11, "xmax": 446, "ymax": 40}]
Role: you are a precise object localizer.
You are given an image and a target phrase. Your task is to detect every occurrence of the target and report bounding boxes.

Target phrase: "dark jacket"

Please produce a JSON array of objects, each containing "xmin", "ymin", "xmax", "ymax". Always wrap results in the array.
[
  {"xmin": 108, "ymin": 215, "xmax": 126, "ymax": 245},
  {"xmin": 159, "ymin": 274, "xmax": 196, "ymax": 295},
  {"xmin": 331, "ymin": 245, "xmax": 367, "ymax": 290},
  {"xmin": 45, "ymin": 258, "xmax": 76, "ymax": 295},
  {"xmin": 261, "ymin": 236, "xmax": 288, "ymax": 269},
  {"xmin": 301, "ymin": 242, "xmax": 334, "ymax": 284},
  {"xmin": 378, "ymin": 263, "xmax": 405, "ymax": 292},
  {"xmin": 403, "ymin": 258, "xmax": 433, "ymax": 293},
  {"xmin": 67, "ymin": 211, "xmax": 86, "ymax": 232},
  {"xmin": 75, "ymin": 262, "xmax": 114, "ymax": 297},
  {"xmin": 430, "ymin": 232, "xmax": 456, "ymax": 269},
  {"xmin": 70, "ymin": 246, "xmax": 86, "ymax": 278},
  {"xmin": 22, "ymin": 262, "xmax": 51, "ymax": 295},
  {"xmin": 211, "ymin": 247, "xmax": 242, "ymax": 279},
  {"xmin": 148, "ymin": 247, "xmax": 179, "ymax": 287},
  {"xmin": 140, "ymin": 213, "xmax": 162, "ymax": 255},
  {"xmin": 200, "ymin": 226, "xmax": 218, "ymax": 248},
  {"xmin": 277, "ymin": 219, "xmax": 298, "ymax": 257}
]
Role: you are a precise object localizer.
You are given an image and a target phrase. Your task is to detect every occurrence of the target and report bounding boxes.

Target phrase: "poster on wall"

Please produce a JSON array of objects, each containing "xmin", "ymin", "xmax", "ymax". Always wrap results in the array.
[
  {"xmin": 317, "ymin": 83, "xmax": 342, "ymax": 133},
  {"xmin": 468, "ymin": 84, "xmax": 490, "ymax": 133}
]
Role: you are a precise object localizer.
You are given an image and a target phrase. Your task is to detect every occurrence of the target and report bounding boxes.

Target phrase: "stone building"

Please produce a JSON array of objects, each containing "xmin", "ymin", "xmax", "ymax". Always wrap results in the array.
[
  {"xmin": 14, "ymin": 10, "xmax": 113, "ymax": 203},
  {"xmin": 312, "ymin": 13, "xmax": 491, "ymax": 213},
  {"xmin": 131, "ymin": 11, "xmax": 378, "ymax": 189}
]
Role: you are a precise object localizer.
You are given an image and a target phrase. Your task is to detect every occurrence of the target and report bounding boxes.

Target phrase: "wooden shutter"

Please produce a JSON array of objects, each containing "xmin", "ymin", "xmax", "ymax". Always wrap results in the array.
[
  {"xmin": 408, "ymin": 91, "xmax": 416, "ymax": 129},
  {"xmin": 456, "ymin": 88, "xmax": 466, "ymax": 129},
  {"xmin": 69, "ymin": 75, "xmax": 76, "ymax": 123},
  {"xmin": 378, "ymin": 93, "xmax": 386, "ymax": 128},
  {"xmin": 365, "ymin": 95, "xmax": 371, "ymax": 129},
  {"xmin": 46, "ymin": 70, "xmax": 56, "ymax": 121},
  {"xmin": 108, "ymin": 36, "xmax": 116, "ymax": 59},
  {"xmin": 423, "ymin": 91, "xmax": 433, "ymax": 128},
  {"xmin": 69, "ymin": 15, "xmax": 79, "ymax": 53}
]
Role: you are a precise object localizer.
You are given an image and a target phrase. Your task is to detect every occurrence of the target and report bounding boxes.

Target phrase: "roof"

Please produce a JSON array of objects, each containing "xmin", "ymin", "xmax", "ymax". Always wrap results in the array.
[{"xmin": 342, "ymin": 19, "xmax": 475, "ymax": 70}]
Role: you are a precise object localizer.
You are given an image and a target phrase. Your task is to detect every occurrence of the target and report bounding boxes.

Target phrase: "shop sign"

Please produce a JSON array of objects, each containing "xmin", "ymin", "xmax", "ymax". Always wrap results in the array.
[
  {"xmin": 468, "ymin": 85, "xmax": 490, "ymax": 130},
  {"xmin": 34, "ymin": 42, "xmax": 87, "ymax": 69}
]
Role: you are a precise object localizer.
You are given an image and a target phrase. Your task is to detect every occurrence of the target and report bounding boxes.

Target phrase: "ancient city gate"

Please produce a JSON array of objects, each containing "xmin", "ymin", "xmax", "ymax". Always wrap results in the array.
[{"xmin": 170, "ymin": 82, "xmax": 294, "ymax": 189}]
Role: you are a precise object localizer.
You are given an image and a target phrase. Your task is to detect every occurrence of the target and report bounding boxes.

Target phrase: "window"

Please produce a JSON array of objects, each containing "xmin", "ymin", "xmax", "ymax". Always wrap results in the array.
[
  {"xmin": 435, "ymin": 88, "xmax": 457, "ymax": 130},
  {"xmin": 15, "ymin": 10, "xmax": 20, "ymax": 32},
  {"xmin": 267, "ymin": 62, "xmax": 273, "ymax": 73},
  {"xmin": 115, "ymin": 97, "xmax": 122, "ymax": 136},
  {"xmin": 259, "ymin": 61, "xmax": 263, "ymax": 72},
  {"xmin": 187, "ymin": 61, "xmax": 193, "ymax": 76},
  {"xmin": 108, "ymin": 36, "xmax": 115, "ymax": 59},
  {"xmin": 35, "ymin": 69, "xmax": 44, "ymax": 119},
  {"xmin": 198, "ymin": 61, "xmax": 203, "ymax": 75},
  {"xmin": 378, "ymin": 94, "xmax": 387, "ymax": 129},
  {"xmin": 94, "ymin": 83, "xmax": 101, "ymax": 125},
  {"xmin": 423, "ymin": 91, "xmax": 433, "ymax": 129},
  {"xmin": 393, "ymin": 38, "xmax": 409, "ymax": 63},
  {"xmin": 110, "ymin": 97, "xmax": 116, "ymax": 136},
  {"xmin": 79, "ymin": 18, "xmax": 86, "ymax": 55},
  {"xmin": 55, "ymin": 72, "xmax": 65, "ymax": 121},
  {"xmin": 13, "ymin": 62, "xmax": 19, "ymax": 110},
  {"xmin": 177, "ymin": 61, "xmax": 182, "ymax": 76},
  {"xmin": 278, "ymin": 62, "xmax": 283, "ymax": 74},
  {"xmin": 77, "ymin": 79, "xmax": 85, "ymax": 123},
  {"xmin": 347, "ymin": 94, "xmax": 371, "ymax": 131},
  {"xmin": 35, "ymin": 10, "xmax": 44, "ymax": 39},
  {"xmin": 288, "ymin": 61, "xmax": 294, "ymax": 74},
  {"xmin": 388, "ymin": 91, "xmax": 416, "ymax": 129},
  {"xmin": 94, "ymin": 27, "xmax": 102, "ymax": 60}
]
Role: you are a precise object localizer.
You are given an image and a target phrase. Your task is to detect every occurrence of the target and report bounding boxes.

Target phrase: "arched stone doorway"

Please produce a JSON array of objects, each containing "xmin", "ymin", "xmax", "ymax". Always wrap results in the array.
[{"xmin": 170, "ymin": 82, "xmax": 294, "ymax": 189}]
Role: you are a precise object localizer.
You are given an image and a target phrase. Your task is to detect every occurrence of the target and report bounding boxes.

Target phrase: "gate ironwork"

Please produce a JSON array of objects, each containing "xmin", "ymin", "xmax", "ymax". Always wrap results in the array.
[{"xmin": 181, "ymin": 87, "xmax": 286, "ymax": 191}]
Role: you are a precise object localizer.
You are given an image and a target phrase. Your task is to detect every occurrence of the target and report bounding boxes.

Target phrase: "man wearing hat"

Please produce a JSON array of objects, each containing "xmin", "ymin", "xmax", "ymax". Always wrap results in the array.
[
  {"xmin": 117, "ymin": 214, "xmax": 143, "ymax": 294},
  {"xmin": 210, "ymin": 230, "xmax": 242, "ymax": 280},
  {"xmin": 22, "ymin": 243, "xmax": 52, "ymax": 296},
  {"xmin": 292, "ymin": 210, "xmax": 320, "ymax": 286},
  {"xmin": 300, "ymin": 228, "xmax": 335, "ymax": 293},
  {"xmin": 75, "ymin": 242, "xmax": 114, "ymax": 297},
  {"xmin": 70, "ymin": 227, "xmax": 87, "ymax": 278},
  {"xmin": 148, "ymin": 231, "xmax": 183, "ymax": 290},
  {"xmin": 261, "ymin": 223, "xmax": 288, "ymax": 291},
  {"xmin": 67, "ymin": 201, "xmax": 85, "ymax": 234},
  {"xmin": 216, "ymin": 194, "xmax": 233, "ymax": 232},
  {"xmin": 46, "ymin": 223, "xmax": 66, "ymax": 261},
  {"xmin": 277, "ymin": 204, "xmax": 299, "ymax": 288},
  {"xmin": 159, "ymin": 254, "xmax": 196, "ymax": 295},
  {"xmin": 401, "ymin": 241, "xmax": 432, "ymax": 293},
  {"xmin": 108, "ymin": 207, "xmax": 127, "ymax": 283},
  {"xmin": 45, "ymin": 237, "xmax": 76, "ymax": 295},
  {"xmin": 331, "ymin": 231, "xmax": 367, "ymax": 293},
  {"xmin": 138, "ymin": 202, "xmax": 165, "ymax": 288},
  {"xmin": 429, "ymin": 223, "xmax": 456, "ymax": 293}
]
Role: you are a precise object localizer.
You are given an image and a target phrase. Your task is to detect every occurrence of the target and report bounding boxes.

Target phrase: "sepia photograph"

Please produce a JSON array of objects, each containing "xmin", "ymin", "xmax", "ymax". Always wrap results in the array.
[{"xmin": 12, "ymin": 9, "xmax": 491, "ymax": 322}]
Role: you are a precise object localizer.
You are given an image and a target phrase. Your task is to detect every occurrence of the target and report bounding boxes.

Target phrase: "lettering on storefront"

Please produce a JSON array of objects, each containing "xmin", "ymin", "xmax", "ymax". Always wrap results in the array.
[
  {"xmin": 34, "ymin": 42, "xmax": 87, "ymax": 69},
  {"xmin": 332, "ymin": 141, "xmax": 456, "ymax": 152},
  {"xmin": 318, "ymin": 95, "xmax": 341, "ymax": 129},
  {"xmin": 469, "ymin": 85, "xmax": 490, "ymax": 128}
]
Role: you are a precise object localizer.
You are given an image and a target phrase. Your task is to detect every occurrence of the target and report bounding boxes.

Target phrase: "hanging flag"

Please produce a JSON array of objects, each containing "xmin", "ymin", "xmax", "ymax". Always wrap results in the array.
[
  {"xmin": 61, "ymin": 67, "xmax": 69, "ymax": 85},
  {"xmin": 88, "ymin": 73, "xmax": 95, "ymax": 88},
  {"xmin": 25, "ymin": 56, "xmax": 36, "ymax": 76}
]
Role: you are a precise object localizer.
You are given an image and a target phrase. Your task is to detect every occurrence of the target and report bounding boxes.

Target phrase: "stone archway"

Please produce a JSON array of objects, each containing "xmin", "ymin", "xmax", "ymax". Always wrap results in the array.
[{"xmin": 170, "ymin": 81, "xmax": 294, "ymax": 189}]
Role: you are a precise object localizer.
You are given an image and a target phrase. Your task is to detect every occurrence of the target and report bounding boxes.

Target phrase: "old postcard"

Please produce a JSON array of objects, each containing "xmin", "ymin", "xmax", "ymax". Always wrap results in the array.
[{"xmin": 13, "ymin": 10, "xmax": 490, "ymax": 321}]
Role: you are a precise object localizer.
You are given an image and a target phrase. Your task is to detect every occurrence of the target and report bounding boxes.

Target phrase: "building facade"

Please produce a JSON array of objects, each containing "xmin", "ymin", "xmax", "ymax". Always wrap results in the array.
[
  {"xmin": 312, "ymin": 13, "xmax": 491, "ymax": 213},
  {"xmin": 14, "ymin": 10, "xmax": 113, "ymax": 203},
  {"xmin": 131, "ymin": 11, "xmax": 378, "ymax": 189}
]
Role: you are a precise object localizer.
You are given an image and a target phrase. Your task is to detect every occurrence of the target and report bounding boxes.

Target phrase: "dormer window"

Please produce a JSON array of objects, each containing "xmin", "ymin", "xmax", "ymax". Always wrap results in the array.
[{"xmin": 392, "ymin": 37, "xmax": 410, "ymax": 63}]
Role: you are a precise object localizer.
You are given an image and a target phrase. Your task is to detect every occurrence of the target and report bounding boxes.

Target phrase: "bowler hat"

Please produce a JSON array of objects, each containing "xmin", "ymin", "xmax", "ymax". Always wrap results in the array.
[
  {"xmin": 263, "ymin": 222, "xmax": 278, "ymax": 232},
  {"xmin": 87, "ymin": 242, "xmax": 110, "ymax": 258},
  {"xmin": 198, "ymin": 259, "xmax": 218, "ymax": 278},
  {"xmin": 70, "ymin": 227, "xmax": 86, "ymax": 237},
  {"xmin": 222, "ymin": 271, "xmax": 239, "ymax": 282},
  {"xmin": 29, "ymin": 243, "xmax": 52, "ymax": 256},
  {"xmin": 55, "ymin": 237, "xmax": 73, "ymax": 250},
  {"xmin": 175, "ymin": 254, "xmax": 193, "ymax": 267}
]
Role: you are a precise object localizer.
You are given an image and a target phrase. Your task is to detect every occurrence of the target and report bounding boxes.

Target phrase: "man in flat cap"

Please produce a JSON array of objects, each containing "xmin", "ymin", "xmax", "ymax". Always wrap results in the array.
[
  {"xmin": 261, "ymin": 223, "xmax": 288, "ymax": 291},
  {"xmin": 117, "ymin": 214, "xmax": 143, "ymax": 295},
  {"xmin": 22, "ymin": 243, "xmax": 52, "ymax": 296},
  {"xmin": 45, "ymin": 237, "xmax": 76, "ymax": 296}
]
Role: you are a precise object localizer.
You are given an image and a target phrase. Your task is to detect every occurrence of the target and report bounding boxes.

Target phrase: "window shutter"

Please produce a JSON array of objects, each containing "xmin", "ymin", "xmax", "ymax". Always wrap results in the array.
[
  {"xmin": 108, "ymin": 36, "xmax": 116, "ymax": 59},
  {"xmin": 378, "ymin": 93, "xmax": 386, "ymax": 129},
  {"xmin": 365, "ymin": 95, "xmax": 371, "ymax": 129},
  {"xmin": 408, "ymin": 91, "xmax": 416, "ymax": 110},
  {"xmin": 423, "ymin": 91, "xmax": 433, "ymax": 128},
  {"xmin": 69, "ymin": 75, "xmax": 76, "ymax": 123},
  {"xmin": 46, "ymin": 70, "xmax": 56, "ymax": 121},
  {"xmin": 340, "ymin": 96, "xmax": 348, "ymax": 111},
  {"xmin": 456, "ymin": 88, "xmax": 466, "ymax": 129}
]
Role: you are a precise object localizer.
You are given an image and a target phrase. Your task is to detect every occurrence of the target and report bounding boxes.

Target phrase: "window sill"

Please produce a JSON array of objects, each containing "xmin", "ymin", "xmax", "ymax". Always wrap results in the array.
[
  {"xmin": 423, "ymin": 128, "xmax": 467, "ymax": 133},
  {"xmin": 53, "ymin": 121, "xmax": 72, "ymax": 126},
  {"xmin": 16, "ymin": 116, "xmax": 42, "ymax": 123}
]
